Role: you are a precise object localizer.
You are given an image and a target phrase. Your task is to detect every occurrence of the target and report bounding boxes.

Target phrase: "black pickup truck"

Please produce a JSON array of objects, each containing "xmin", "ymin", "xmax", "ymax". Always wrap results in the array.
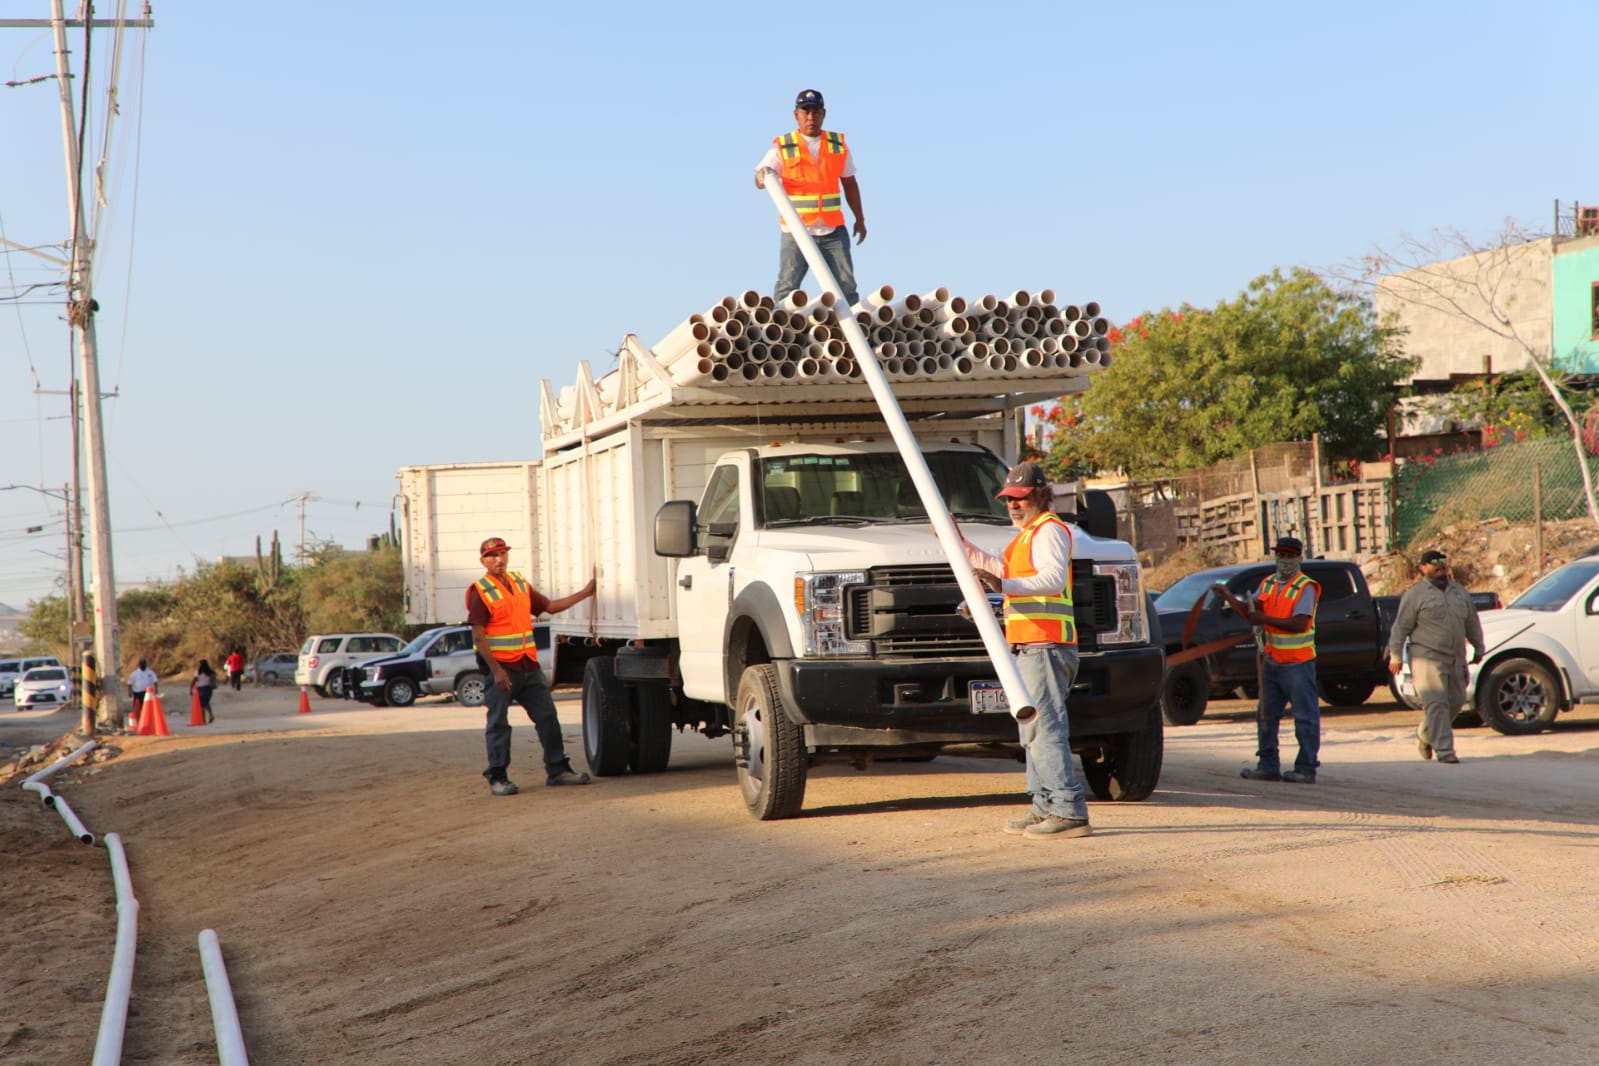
[{"xmin": 1151, "ymin": 559, "xmax": 1499, "ymax": 726}]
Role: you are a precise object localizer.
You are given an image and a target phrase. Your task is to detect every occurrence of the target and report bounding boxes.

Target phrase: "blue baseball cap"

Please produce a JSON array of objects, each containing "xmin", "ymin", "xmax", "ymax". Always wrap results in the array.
[{"xmin": 794, "ymin": 89, "xmax": 825, "ymax": 110}]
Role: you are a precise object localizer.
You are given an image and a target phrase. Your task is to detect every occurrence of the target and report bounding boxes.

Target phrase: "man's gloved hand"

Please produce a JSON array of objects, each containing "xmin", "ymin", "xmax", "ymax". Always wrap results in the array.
[{"xmin": 1471, "ymin": 649, "xmax": 1484, "ymax": 665}]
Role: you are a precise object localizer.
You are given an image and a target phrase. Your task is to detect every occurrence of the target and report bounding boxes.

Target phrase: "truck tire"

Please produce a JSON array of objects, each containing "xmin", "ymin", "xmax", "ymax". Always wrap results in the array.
[
  {"xmin": 1318, "ymin": 680, "xmax": 1374, "ymax": 707},
  {"xmin": 1160, "ymin": 660, "xmax": 1209, "ymax": 726},
  {"xmin": 325, "ymin": 671, "xmax": 348, "ymax": 699},
  {"xmin": 629, "ymin": 686, "xmax": 673, "ymax": 774},
  {"xmin": 383, "ymin": 676, "xmax": 417, "ymax": 708},
  {"xmin": 582, "ymin": 658, "xmax": 631, "ymax": 776},
  {"xmin": 1080, "ymin": 701, "xmax": 1163, "ymax": 802},
  {"xmin": 454, "ymin": 672, "xmax": 487, "ymax": 707},
  {"xmin": 734, "ymin": 664, "xmax": 807, "ymax": 820},
  {"xmin": 1476, "ymin": 657, "xmax": 1561, "ymax": 735}
]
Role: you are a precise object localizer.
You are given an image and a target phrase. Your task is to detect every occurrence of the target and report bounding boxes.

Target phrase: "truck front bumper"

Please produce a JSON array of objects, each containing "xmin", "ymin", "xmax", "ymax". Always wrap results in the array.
[{"xmin": 775, "ymin": 645, "xmax": 1164, "ymax": 744}]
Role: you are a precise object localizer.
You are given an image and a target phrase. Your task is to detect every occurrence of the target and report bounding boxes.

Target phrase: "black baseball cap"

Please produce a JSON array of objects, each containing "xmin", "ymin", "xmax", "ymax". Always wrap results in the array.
[
  {"xmin": 1419, "ymin": 549, "xmax": 1448, "ymax": 566},
  {"xmin": 794, "ymin": 89, "xmax": 825, "ymax": 110},
  {"xmin": 996, "ymin": 461, "xmax": 1049, "ymax": 500},
  {"xmin": 1271, "ymin": 536, "xmax": 1303, "ymax": 556}
]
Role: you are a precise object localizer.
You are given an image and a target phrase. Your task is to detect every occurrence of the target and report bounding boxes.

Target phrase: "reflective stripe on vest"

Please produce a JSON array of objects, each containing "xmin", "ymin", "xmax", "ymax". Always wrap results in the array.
[
  {"xmin": 1257, "ymin": 572, "xmax": 1318, "ymax": 663},
  {"xmin": 474, "ymin": 572, "xmax": 539, "ymax": 664},
  {"xmin": 775, "ymin": 129, "xmax": 848, "ymax": 229},
  {"xmin": 1001, "ymin": 512, "xmax": 1076, "ymax": 645}
]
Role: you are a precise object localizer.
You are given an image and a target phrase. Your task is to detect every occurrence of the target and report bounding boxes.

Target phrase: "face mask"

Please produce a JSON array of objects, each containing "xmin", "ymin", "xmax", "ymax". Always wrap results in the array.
[{"xmin": 1276, "ymin": 557, "xmax": 1300, "ymax": 581}]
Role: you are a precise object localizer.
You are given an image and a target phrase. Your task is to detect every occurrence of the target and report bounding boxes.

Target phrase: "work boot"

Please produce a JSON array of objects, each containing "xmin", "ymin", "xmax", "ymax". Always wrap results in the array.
[
  {"xmin": 1023, "ymin": 815, "xmax": 1092, "ymax": 839},
  {"xmin": 1003, "ymin": 811, "xmax": 1046, "ymax": 835},
  {"xmin": 489, "ymin": 778, "xmax": 520, "ymax": 796},
  {"xmin": 547, "ymin": 768, "xmax": 591, "ymax": 786},
  {"xmin": 1418, "ymin": 738, "xmax": 1433, "ymax": 760},
  {"xmin": 1437, "ymin": 753, "xmax": 1460, "ymax": 764},
  {"xmin": 1280, "ymin": 770, "xmax": 1316, "ymax": 784},
  {"xmin": 1239, "ymin": 767, "xmax": 1281, "ymax": 782}
]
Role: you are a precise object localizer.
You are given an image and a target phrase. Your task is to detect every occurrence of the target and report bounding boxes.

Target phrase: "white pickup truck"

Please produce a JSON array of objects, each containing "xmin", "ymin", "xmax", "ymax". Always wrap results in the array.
[
  {"xmin": 1466, "ymin": 556, "xmax": 1599, "ymax": 734},
  {"xmin": 400, "ymin": 330, "xmax": 1165, "ymax": 819}
]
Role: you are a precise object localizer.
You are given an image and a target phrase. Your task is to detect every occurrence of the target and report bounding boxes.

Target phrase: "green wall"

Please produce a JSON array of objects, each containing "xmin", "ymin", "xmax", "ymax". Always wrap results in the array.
[{"xmin": 1552, "ymin": 243, "xmax": 1599, "ymax": 373}]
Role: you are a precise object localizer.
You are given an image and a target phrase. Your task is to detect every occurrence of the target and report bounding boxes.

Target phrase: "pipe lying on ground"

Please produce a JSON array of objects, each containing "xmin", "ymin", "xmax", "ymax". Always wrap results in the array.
[
  {"xmin": 199, "ymin": 929, "xmax": 251, "ymax": 1066},
  {"xmin": 92, "ymin": 833, "xmax": 138, "ymax": 1066}
]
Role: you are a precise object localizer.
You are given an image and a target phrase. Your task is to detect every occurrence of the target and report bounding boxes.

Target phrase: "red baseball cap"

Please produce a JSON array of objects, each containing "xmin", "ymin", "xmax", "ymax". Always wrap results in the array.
[{"xmin": 479, "ymin": 537, "xmax": 511, "ymax": 556}]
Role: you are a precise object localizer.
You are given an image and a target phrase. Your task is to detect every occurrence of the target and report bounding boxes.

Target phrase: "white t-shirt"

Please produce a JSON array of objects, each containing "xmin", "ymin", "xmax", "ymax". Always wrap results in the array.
[{"xmin": 756, "ymin": 133, "xmax": 857, "ymax": 235}]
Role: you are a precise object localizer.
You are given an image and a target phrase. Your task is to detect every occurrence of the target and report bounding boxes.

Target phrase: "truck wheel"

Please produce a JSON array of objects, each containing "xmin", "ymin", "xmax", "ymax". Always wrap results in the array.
[
  {"xmin": 1476, "ymin": 657, "xmax": 1561, "ymax": 735},
  {"xmin": 582, "ymin": 658, "xmax": 631, "ymax": 776},
  {"xmin": 1080, "ymin": 701, "xmax": 1163, "ymax": 802},
  {"xmin": 734, "ymin": 665, "xmax": 807, "ymax": 820},
  {"xmin": 1160, "ymin": 661, "xmax": 1208, "ymax": 726},
  {"xmin": 454, "ymin": 672, "xmax": 487, "ymax": 707},
  {"xmin": 383, "ymin": 676, "xmax": 417, "ymax": 708},
  {"xmin": 326, "ymin": 671, "xmax": 347, "ymax": 699},
  {"xmin": 1451, "ymin": 708, "xmax": 1483, "ymax": 729},
  {"xmin": 1318, "ymin": 680, "xmax": 1374, "ymax": 707},
  {"xmin": 314, "ymin": 683, "xmax": 330, "ymax": 699},
  {"xmin": 629, "ymin": 686, "xmax": 673, "ymax": 774}
]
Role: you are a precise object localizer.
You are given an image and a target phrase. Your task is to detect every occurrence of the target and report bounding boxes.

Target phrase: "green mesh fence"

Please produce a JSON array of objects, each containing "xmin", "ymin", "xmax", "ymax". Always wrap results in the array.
[{"xmin": 1394, "ymin": 436, "xmax": 1594, "ymax": 544}]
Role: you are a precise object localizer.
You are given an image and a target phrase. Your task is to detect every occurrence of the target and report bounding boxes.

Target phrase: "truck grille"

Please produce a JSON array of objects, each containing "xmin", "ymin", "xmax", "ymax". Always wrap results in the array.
[{"xmin": 846, "ymin": 563, "xmax": 1116, "ymax": 660}]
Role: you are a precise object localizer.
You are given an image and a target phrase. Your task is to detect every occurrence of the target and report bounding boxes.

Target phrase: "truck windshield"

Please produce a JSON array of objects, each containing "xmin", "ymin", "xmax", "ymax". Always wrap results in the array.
[
  {"xmin": 1507, "ymin": 559, "xmax": 1599, "ymax": 612},
  {"xmin": 759, "ymin": 450, "xmax": 1010, "ymax": 526},
  {"xmin": 1154, "ymin": 571, "xmax": 1239, "ymax": 612}
]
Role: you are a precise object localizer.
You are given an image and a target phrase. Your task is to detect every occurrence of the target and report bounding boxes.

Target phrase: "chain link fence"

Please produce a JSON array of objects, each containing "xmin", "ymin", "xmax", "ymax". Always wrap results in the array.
[{"xmin": 1394, "ymin": 436, "xmax": 1594, "ymax": 544}]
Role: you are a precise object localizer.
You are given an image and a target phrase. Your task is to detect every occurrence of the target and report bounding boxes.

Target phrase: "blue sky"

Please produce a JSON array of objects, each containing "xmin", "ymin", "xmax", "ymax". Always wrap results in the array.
[{"xmin": 1, "ymin": 0, "xmax": 1594, "ymax": 608}]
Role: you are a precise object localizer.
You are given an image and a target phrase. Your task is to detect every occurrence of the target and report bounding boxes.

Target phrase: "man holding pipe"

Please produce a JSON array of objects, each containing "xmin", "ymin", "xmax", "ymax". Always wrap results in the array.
[
  {"xmin": 960, "ymin": 461, "xmax": 1091, "ymax": 839},
  {"xmin": 468, "ymin": 536, "xmax": 597, "ymax": 796},
  {"xmin": 1221, "ymin": 536, "xmax": 1322, "ymax": 784},
  {"xmin": 754, "ymin": 88, "xmax": 866, "ymax": 306}
]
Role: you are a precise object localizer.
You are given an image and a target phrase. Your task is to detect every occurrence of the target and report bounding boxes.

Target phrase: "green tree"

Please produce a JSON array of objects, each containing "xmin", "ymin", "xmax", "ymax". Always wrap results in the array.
[
  {"xmin": 299, "ymin": 542, "xmax": 404, "ymax": 635},
  {"xmin": 1041, "ymin": 269, "xmax": 1414, "ymax": 478},
  {"xmin": 17, "ymin": 594, "xmax": 70, "ymax": 659}
]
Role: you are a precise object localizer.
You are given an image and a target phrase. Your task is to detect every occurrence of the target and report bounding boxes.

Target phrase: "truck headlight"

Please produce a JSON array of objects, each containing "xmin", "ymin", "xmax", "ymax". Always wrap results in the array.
[
  {"xmin": 1094, "ymin": 561, "xmax": 1148, "ymax": 646},
  {"xmin": 795, "ymin": 570, "xmax": 870, "ymax": 656}
]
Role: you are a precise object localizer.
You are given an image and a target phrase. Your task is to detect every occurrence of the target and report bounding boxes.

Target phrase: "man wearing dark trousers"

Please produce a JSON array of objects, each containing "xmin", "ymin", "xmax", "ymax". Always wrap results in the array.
[{"xmin": 468, "ymin": 536, "xmax": 596, "ymax": 796}]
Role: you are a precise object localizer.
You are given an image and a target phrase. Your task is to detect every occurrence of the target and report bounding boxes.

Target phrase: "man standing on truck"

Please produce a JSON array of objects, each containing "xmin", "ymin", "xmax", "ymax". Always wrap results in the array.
[
  {"xmin": 1387, "ymin": 549, "xmax": 1484, "ymax": 765},
  {"xmin": 961, "ymin": 461, "xmax": 1091, "ymax": 839},
  {"xmin": 754, "ymin": 88, "xmax": 866, "ymax": 306},
  {"xmin": 1235, "ymin": 537, "xmax": 1322, "ymax": 784},
  {"xmin": 468, "ymin": 536, "xmax": 597, "ymax": 796}
]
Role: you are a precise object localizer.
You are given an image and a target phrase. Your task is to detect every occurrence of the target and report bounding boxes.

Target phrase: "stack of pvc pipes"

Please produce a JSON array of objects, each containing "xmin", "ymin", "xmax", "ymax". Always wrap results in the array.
[{"xmin": 650, "ymin": 285, "xmax": 1112, "ymax": 387}]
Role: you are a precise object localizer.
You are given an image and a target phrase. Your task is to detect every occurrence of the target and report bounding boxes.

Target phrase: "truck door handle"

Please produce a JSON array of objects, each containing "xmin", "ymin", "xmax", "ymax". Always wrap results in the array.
[{"xmin": 679, "ymin": 575, "xmax": 693, "ymax": 590}]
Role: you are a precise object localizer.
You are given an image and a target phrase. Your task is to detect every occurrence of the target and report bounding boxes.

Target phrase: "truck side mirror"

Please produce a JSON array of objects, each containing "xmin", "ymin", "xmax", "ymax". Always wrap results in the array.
[{"xmin": 654, "ymin": 500, "xmax": 698, "ymax": 557}]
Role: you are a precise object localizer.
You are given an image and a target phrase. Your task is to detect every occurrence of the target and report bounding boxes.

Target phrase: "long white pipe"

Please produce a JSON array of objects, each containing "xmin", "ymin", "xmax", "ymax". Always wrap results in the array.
[
  {"xmin": 22, "ymin": 739, "xmax": 98, "ymax": 785},
  {"xmin": 761, "ymin": 181, "xmax": 1034, "ymax": 718},
  {"xmin": 92, "ymin": 833, "xmax": 138, "ymax": 1066},
  {"xmin": 21, "ymin": 740, "xmax": 98, "ymax": 843},
  {"xmin": 199, "ymin": 929, "xmax": 251, "ymax": 1065}
]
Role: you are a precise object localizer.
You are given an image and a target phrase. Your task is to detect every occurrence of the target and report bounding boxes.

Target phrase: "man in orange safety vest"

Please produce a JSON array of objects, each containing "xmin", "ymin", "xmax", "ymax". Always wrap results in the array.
[{"xmin": 754, "ymin": 88, "xmax": 867, "ymax": 306}]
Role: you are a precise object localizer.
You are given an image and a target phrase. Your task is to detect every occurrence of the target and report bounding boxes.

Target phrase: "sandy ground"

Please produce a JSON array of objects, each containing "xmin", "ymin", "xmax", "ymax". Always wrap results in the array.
[{"xmin": 3, "ymin": 680, "xmax": 1598, "ymax": 1066}]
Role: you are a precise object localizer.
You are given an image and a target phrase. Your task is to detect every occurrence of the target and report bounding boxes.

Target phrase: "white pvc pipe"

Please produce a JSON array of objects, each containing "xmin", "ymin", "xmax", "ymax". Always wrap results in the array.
[
  {"xmin": 92, "ymin": 833, "xmax": 138, "ymax": 1066},
  {"xmin": 761, "ymin": 180, "xmax": 1034, "ymax": 718},
  {"xmin": 22, "ymin": 739, "xmax": 98, "ymax": 785},
  {"xmin": 199, "ymin": 929, "xmax": 251, "ymax": 1065}
]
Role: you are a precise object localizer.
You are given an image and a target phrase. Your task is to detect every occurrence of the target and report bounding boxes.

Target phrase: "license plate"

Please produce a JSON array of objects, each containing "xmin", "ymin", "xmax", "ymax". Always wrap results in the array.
[{"xmin": 969, "ymin": 680, "xmax": 1009, "ymax": 715}]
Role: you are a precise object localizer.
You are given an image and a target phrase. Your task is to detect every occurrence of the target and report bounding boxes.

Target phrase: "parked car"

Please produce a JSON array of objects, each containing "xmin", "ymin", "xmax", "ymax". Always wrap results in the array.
[
  {"xmin": 252, "ymin": 652, "xmax": 299, "ymax": 685},
  {"xmin": 295, "ymin": 633, "xmax": 403, "ymax": 697},
  {"xmin": 14, "ymin": 665, "xmax": 73, "ymax": 709},
  {"xmin": 344, "ymin": 624, "xmax": 556, "ymax": 708},
  {"xmin": 1, "ymin": 656, "xmax": 64, "ymax": 699},
  {"xmin": 1457, "ymin": 557, "xmax": 1599, "ymax": 735}
]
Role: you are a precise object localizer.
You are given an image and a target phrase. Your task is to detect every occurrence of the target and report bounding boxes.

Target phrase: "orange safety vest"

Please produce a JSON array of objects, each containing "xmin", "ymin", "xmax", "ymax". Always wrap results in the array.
[
  {"xmin": 1001, "ymin": 512, "xmax": 1077, "ymax": 645},
  {"xmin": 775, "ymin": 129, "xmax": 849, "ymax": 229},
  {"xmin": 473, "ymin": 571, "xmax": 540, "ymax": 664},
  {"xmin": 1256, "ymin": 572, "xmax": 1319, "ymax": 663}
]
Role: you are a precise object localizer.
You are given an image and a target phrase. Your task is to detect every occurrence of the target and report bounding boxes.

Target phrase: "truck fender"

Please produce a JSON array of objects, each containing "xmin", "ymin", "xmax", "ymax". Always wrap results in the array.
[{"xmin": 722, "ymin": 582, "xmax": 795, "ymax": 704}]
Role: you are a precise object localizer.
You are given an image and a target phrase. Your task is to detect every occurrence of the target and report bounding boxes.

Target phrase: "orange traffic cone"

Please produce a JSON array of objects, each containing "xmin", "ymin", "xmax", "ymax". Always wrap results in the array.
[
  {"xmin": 137, "ymin": 691, "xmax": 172, "ymax": 737},
  {"xmin": 190, "ymin": 688, "xmax": 207, "ymax": 726},
  {"xmin": 298, "ymin": 688, "xmax": 312, "ymax": 714}
]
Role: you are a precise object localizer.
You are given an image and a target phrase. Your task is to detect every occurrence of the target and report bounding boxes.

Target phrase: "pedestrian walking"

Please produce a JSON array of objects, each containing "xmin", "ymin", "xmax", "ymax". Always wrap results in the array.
[
  {"xmin": 225, "ymin": 649, "xmax": 245, "ymax": 691},
  {"xmin": 1388, "ymin": 549, "xmax": 1484, "ymax": 764},
  {"xmin": 191, "ymin": 659, "xmax": 218, "ymax": 724},
  {"xmin": 468, "ymin": 536, "xmax": 597, "ymax": 796},
  {"xmin": 754, "ymin": 88, "xmax": 867, "ymax": 306},
  {"xmin": 960, "ymin": 461, "xmax": 1092, "ymax": 839},
  {"xmin": 127, "ymin": 658, "xmax": 159, "ymax": 731}
]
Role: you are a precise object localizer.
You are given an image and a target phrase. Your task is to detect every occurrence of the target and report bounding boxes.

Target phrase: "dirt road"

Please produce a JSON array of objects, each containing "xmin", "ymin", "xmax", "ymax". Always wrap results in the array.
[{"xmin": 4, "ymin": 683, "xmax": 1598, "ymax": 1065}]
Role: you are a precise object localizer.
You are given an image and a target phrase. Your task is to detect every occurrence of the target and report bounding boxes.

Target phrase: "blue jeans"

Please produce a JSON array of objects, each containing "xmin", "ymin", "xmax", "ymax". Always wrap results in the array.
[
  {"xmin": 1015, "ymin": 644, "xmax": 1089, "ymax": 821},
  {"xmin": 483, "ymin": 665, "xmax": 571, "ymax": 781},
  {"xmin": 776, "ymin": 225, "xmax": 859, "ymax": 306},
  {"xmin": 1256, "ymin": 659, "xmax": 1321, "ymax": 775}
]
